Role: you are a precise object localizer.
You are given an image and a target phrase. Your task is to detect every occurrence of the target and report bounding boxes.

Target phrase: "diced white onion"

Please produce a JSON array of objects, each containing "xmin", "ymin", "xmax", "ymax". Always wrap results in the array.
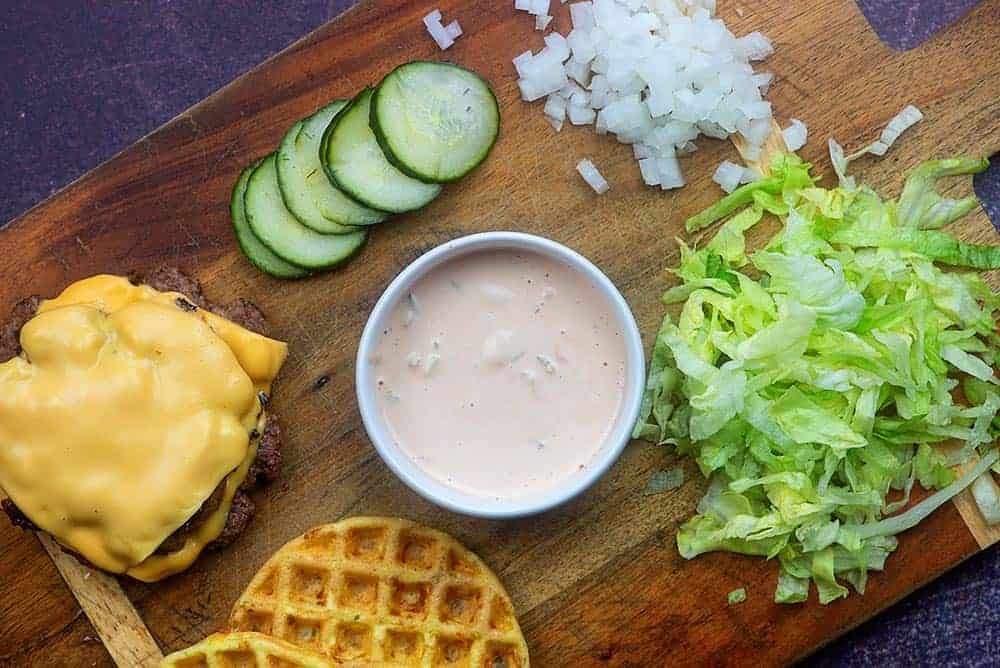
[
  {"xmin": 565, "ymin": 57, "xmax": 592, "ymax": 86},
  {"xmin": 740, "ymin": 100, "xmax": 772, "ymax": 120},
  {"xmin": 781, "ymin": 118, "xmax": 808, "ymax": 151},
  {"xmin": 657, "ymin": 154, "xmax": 685, "ymax": 190},
  {"xmin": 543, "ymin": 32, "xmax": 570, "ymax": 60},
  {"xmin": 569, "ymin": 1, "xmax": 595, "ymax": 30},
  {"xmin": 633, "ymin": 143, "xmax": 654, "ymax": 159},
  {"xmin": 879, "ymin": 104, "xmax": 923, "ymax": 146},
  {"xmin": 831, "ymin": 103, "xmax": 923, "ymax": 187},
  {"xmin": 426, "ymin": 24, "xmax": 453, "ymax": 50},
  {"xmin": 515, "ymin": 0, "xmax": 532, "ymax": 10},
  {"xmin": 737, "ymin": 32, "xmax": 773, "ymax": 61},
  {"xmin": 512, "ymin": 50, "xmax": 534, "ymax": 76},
  {"xmin": 744, "ymin": 117, "xmax": 773, "ymax": 145},
  {"xmin": 751, "ymin": 72, "xmax": 773, "ymax": 95},
  {"xmin": 544, "ymin": 93, "xmax": 567, "ymax": 122},
  {"xmin": 567, "ymin": 29, "xmax": 596, "ymax": 63},
  {"xmin": 536, "ymin": 14, "xmax": 553, "ymax": 30},
  {"xmin": 740, "ymin": 166, "xmax": 762, "ymax": 183},
  {"xmin": 712, "ymin": 160, "xmax": 744, "ymax": 193},
  {"xmin": 518, "ymin": 78, "xmax": 548, "ymax": 102},
  {"xmin": 568, "ymin": 103, "xmax": 596, "ymax": 124},
  {"xmin": 423, "ymin": 9, "xmax": 456, "ymax": 50},
  {"xmin": 529, "ymin": 0, "xmax": 551, "ymax": 16},
  {"xmin": 515, "ymin": 0, "xmax": 776, "ymax": 191},
  {"xmin": 576, "ymin": 158, "xmax": 610, "ymax": 194},
  {"xmin": 638, "ymin": 157, "xmax": 660, "ymax": 185},
  {"xmin": 569, "ymin": 87, "xmax": 590, "ymax": 106},
  {"xmin": 445, "ymin": 20, "xmax": 463, "ymax": 39}
]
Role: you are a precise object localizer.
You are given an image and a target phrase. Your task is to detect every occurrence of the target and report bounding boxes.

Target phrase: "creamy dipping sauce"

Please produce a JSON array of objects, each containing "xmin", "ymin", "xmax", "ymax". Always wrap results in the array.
[{"xmin": 371, "ymin": 249, "xmax": 627, "ymax": 500}]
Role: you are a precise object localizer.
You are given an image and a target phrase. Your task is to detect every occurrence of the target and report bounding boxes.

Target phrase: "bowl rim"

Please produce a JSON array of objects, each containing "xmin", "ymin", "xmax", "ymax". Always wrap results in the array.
[{"xmin": 355, "ymin": 231, "xmax": 645, "ymax": 518}]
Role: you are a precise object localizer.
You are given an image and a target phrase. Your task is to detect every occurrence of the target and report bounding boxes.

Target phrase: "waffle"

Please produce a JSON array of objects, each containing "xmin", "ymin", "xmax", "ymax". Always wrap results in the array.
[
  {"xmin": 160, "ymin": 632, "xmax": 336, "ymax": 667},
  {"xmin": 228, "ymin": 517, "xmax": 529, "ymax": 667}
]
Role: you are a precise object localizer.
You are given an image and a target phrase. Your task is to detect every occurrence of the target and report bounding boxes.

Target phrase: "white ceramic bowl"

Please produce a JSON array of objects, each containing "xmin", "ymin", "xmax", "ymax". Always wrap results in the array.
[{"xmin": 356, "ymin": 232, "xmax": 645, "ymax": 518}]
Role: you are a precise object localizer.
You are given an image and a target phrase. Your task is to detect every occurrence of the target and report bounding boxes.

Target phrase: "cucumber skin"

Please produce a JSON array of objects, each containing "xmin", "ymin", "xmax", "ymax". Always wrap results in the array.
[
  {"xmin": 245, "ymin": 155, "xmax": 368, "ymax": 271},
  {"xmin": 277, "ymin": 102, "xmax": 390, "ymax": 230},
  {"xmin": 231, "ymin": 158, "xmax": 311, "ymax": 280},
  {"xmin": 319, "ymin": 89, "xmax": 381, "ymax": 211},
  {"xmin": 276, "ymin": 117, "xmax": 361, "ymax": 235},
  {"xmin": 319, "ymin": 87, "xmax": 441, "ymax": 214},
  {"xmin": 370, "ymin": 61, "xmax": 501, "ymax": 184}
]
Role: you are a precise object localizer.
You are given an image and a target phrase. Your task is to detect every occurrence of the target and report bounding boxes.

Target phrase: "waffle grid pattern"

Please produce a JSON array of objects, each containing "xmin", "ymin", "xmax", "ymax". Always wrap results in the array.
[
  {"xmin": 228, "ymin": 518, "xmax": 528, "ymax": 667},
  {"xmin": 161, "ymin": 631, "xmax": 336, "ymax": 668}
]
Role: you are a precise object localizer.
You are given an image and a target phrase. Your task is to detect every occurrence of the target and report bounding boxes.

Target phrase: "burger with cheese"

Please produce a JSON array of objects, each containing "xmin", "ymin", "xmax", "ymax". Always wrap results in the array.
[{"xmin": 0, "ymin": 269, "xmax": 287, "ymax": 581}]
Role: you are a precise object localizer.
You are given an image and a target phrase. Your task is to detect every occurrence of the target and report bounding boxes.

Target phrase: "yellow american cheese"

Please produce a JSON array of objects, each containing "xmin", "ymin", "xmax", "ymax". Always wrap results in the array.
[{"xmin": 0, "ymin": 275, "xmax": 287, "ymax": 580}]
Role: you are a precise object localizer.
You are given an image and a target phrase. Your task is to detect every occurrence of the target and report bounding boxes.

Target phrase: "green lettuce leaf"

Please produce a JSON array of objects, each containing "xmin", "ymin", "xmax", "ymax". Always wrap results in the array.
[
  {"xmin": 638, "ymin": 149, "xmax": 1000, "ymax": 604},
  {"xmin": 831, "ymin": 227, "xmax": 1000, "ymax": 269},
  {"xmin": 897, "ymin": 158, "xmax": 990, "ymax": 229}
]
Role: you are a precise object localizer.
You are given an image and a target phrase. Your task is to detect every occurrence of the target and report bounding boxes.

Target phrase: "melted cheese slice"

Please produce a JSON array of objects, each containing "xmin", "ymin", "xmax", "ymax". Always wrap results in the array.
[{"xmin": 0, "ymin": 275, "xmax": 287, "ymax": 579}]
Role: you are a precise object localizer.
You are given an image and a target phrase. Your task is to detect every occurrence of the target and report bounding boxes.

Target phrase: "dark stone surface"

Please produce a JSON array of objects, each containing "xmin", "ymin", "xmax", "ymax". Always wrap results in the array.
[
  {"xmin": 0, "ymin": 0, "xmax": 351, "ymax": 227},
  {"xmin": 975, "ymin": 153, "xmax": 1000, "ymax": 233},
  {"xmin": 0, "ymin": 1, "xmax": 998, "ymax": 666},
  {"xmin": 856, "ymin": 0, "xmax": 982, "ymax": 50}
]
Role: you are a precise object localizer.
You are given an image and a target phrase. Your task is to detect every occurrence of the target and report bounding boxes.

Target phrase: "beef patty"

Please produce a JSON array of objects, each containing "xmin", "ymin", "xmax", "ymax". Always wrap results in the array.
[{"xmin": 0, "ymin": 267, "xmax": 282, "ymax": 555}]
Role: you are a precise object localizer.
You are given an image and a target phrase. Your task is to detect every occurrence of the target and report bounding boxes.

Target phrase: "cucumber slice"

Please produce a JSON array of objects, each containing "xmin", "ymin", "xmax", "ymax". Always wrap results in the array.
[
  {"xmin": 320, "ymin": 87, "xmax": 442, "ymax": 214},
  {"xmin": 372, "ymin": 61, "xmax": 500, "ymax": 183},
  {"xmin": 231, "ymin": 159, "xmax": 310, "ymax": 279},
  {"xmin": 276, "ymin": 102, "xmax": 388, "ymax": 233},
  {"xmin": 245, "ymin": 154, "xmax": 367, "ymax": 270}
]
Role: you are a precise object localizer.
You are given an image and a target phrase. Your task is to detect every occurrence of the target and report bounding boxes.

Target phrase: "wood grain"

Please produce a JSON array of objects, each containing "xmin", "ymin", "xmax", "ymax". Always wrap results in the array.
[
  {"xmin": 39, "ymin": 536, "xmax": 163, "ymax": 667},
  {"xmin": 0, "ymin": 1, "xmax": 998, "ymax": 666}
]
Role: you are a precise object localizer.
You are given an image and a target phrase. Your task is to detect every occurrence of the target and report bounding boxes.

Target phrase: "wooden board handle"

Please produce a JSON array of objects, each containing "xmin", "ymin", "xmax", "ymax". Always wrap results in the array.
[{"xmin": 39, "ymin": 534, "xmax": 164, "ymax": 667}]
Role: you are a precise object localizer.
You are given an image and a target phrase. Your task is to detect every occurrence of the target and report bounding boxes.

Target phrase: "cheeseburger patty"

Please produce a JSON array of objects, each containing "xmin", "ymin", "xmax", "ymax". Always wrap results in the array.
[{"xmin": 0, "ymin": 267, "xmax": 282, "ymax": 554}]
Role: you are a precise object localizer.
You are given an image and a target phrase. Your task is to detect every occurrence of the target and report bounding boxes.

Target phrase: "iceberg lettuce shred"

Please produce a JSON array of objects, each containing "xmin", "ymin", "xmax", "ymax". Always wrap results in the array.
[{"xmin": 636, "ymin": 151, "xmax": 1000, "ymax": 603}]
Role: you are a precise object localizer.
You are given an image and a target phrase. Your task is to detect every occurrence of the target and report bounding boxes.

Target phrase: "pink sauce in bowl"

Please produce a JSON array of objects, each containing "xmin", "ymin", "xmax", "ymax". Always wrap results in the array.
[{"xmin": 356, "ymin": 232, "xmax": 644, "ymax": 517}]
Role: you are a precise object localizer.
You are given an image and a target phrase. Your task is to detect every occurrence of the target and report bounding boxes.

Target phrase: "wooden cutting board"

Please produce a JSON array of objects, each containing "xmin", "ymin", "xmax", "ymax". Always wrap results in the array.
[{"xmin": 1, "ymin": 1, "xmax": 998, "ymax": 665}]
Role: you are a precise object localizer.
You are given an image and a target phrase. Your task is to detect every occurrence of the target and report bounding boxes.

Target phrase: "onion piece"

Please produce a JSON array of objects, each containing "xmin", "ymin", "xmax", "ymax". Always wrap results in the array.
[
  {"xmin": 712, "ymin": 160, "xmax": 744, "ymax": 193},
  {"xmin": 872, "ymin": 104, "xmax": 923, "ymax": 155},
  {"xmin": 568, "ymin": 103, "xmax": 596, "ymax": 125},
  {"xmin": 512, "ymin": 50, "xmax": 534, "ymax": 76},
  {"xmin": 515, "ymin": 0, "xmax": 777, "ymax": 192},
  {"xmin": 536, "ymin": 14, "xmax": 553, "ymax": 30},
  {"xmin": 544, "ymin": 93, "xmax": 567, "ymax": 121},
  {"xmin": 752, "ymin": 71, "xmax": 773, "ymax": 95},
  {"xmin": 740, "ymin": 166, "xmax": 762, "ymax": 183},
  {"xmin": 831, "ymin": 104, "xmax": 923, "ymax": 188},
  {"xmin": 529, "ymin": 0, "xmax": 551, "ymax": 16},
  {"xmin": 737, "ymin": 31, "xmax": 773, "ymax": 61},
  {"xmin": 576, "ymin": 158, "xmax": 610, "ymax": 194},
  {"xmin": 569, "ymin": 1, "xmax": 595, "ymax": 30},
  {"xmin": 657, "ymin": 154, "xmax": 685, "ymax": 190},
  {"xmin": 423, "ymin": 9, "xmax": 456, "ymax": 50},
  {"xmin": 782, "ymin": 118, "xmax": 808, "ymax": 151},
  {"xmin": 444, "ymin": 20, "xmax": 463, "ymax": 39},
  {"xmin": 638, "ymin": 157, "xmax": 660, "ymax": 186}
]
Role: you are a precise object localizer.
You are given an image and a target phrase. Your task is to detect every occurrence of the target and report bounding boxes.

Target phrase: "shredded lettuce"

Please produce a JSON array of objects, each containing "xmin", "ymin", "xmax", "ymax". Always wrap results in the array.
[{"xmin": 636, "ymin": 151, "xmax": 1000, "ymax": 603}]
